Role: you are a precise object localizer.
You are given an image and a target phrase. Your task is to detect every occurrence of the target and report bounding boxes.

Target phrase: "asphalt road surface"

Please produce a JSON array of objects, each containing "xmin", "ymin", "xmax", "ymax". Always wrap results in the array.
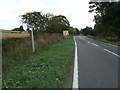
[{"xmin": 74, "ymin": 36, "xmax": 119, "ymax": 88}]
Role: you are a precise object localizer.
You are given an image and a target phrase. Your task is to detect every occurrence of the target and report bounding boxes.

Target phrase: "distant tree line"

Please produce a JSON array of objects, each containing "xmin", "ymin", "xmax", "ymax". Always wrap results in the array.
[
  {"xmin": 81, "ymin": 26, "xmax": 95, "ymax": 36},
  {"xmin": 69, "ymin": 27, "xmax": 80, "ymax": 34},
  {"xmin": 12, "ymin": 25, "xmax": 24, "ymax": 32},
  {"xmin": 88, "ymin": 1, "xmax": 120, "ymax": 40}
]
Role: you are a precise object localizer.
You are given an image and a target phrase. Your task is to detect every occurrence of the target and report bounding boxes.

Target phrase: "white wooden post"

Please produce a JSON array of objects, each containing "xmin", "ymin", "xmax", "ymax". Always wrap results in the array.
[{"xmin": 31, "ymin": 29, "xmax": 35, "ymax": 53}]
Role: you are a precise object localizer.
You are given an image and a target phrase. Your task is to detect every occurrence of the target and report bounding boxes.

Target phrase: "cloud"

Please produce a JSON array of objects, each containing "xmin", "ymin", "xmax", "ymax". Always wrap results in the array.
[{"xmin": 0, "ymin": 0, "xmax": 95, "ymax": 30}]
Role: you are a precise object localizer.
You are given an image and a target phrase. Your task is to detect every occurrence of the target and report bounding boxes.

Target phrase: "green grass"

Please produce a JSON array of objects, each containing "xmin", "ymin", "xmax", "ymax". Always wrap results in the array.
[
  {"xmin": 2, "ymin": 33, "xmax": 63, "ymax": 72},
  {"xmin": 2, "ymin": 36, "xmax": 74, "ymax": 88},
  {"xmin": 88, "ymin": 36, "xmax": 120, "ymax": 46}
]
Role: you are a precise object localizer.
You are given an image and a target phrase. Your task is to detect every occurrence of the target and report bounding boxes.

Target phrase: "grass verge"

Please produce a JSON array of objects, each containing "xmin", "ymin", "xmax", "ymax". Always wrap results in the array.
[
  {"xmin": 88, "ymin": 36, "xmax": 120, "ymax": 46},
  {"xmin": 2, "ymin": 36, "xmax": 74, "ymax": 88},
  {"xmin": 2, "ymin": 33, "xmax": 63, "ymax": 72}
]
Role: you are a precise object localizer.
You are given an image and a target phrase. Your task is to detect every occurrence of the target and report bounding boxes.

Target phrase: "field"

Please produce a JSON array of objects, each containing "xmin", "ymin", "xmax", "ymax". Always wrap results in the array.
[{"xmin": 0, "ymin": 30, "xmax": 30, "ymax": 38}]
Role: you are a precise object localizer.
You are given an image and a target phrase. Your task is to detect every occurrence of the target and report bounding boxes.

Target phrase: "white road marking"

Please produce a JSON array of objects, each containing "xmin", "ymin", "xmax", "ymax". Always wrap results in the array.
[
  {"xmin": 104, "ymin": 49, "xmax": 120, "ymax": 57},
  {"xmin": 92, "ymin": 43, "xmax": 99, "ymax": 47},
  {"xmin": 79, "ymin": 37, "xmax": 94, "ymax": 45},
  {"xmin": 73, "ymin": 37, "xmax": 79, "ymax": 89},
  {"xmin": 79, "ymin": 36, "xmax": 100, "ymax": 47},
  {"xmin": 79, "ymin": 37, "xmax": 88, "ymax": 42},
  {"xmin": 80, "ymin": 37, "xmax": 85, "ymax": 41},
  {"xmin": 87, "ymin": 41, "xmax": 91, "ymax": 44}
]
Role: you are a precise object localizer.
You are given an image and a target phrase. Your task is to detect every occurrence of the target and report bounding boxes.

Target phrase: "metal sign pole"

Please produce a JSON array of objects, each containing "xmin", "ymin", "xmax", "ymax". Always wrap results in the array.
[{"xmin": 31, "ymin": 29, "xmax": 35, "ymax": 53}]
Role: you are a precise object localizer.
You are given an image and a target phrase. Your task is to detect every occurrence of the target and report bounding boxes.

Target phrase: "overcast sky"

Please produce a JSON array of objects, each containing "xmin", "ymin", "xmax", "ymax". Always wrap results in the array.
[{"xmin": 0, "ymin": 0, "xmax": 95, "ymax": 30}]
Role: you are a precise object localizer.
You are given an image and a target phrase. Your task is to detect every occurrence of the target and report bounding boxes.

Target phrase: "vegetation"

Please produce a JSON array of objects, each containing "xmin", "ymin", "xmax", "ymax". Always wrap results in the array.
[
  {"xmin": 21, "ymin": 11, "xmax": 49, "ymax": 33},
  {"xmin": 12, "ymin": 25, "xmax": 24, "ymax": 31},
  {"xmin": 2, "ymin": 36, "xmax": 74, "ymax": 88},
  {"xmin": 2, "ymin": 11, "xmax": 76, "ymax": 73},
  {"xmin": 88, "ymin": 36, "xmax": 120, "ymax": 46},
  {"xmin": 12, "ymin": 28, "xmax": 20, "ymax": 31},
  {"xmin": 69, "ymin": 27, "xmax": 76, "ymax": 34},
  {"xmin": 2, "ymin": 10, "xmax": 77, "ymax": 88},
  {"xmin": 80, "ymin": 1, "xmax": 120, "ymax": 45},
  {"xmin": 2, "ymin": 33, "xmax": 63, "ymax": 73},
  {"xmin": 69, "ymin": 27, "xmax": 80, "ymax": 35},
  {"xmin": 89, "ymin": 1, "xmax": 120, "ymax": 40},
  {"xmin": 46, "ymin": 15, "xmax": 70, "ymax": 33},
  {"xmin": 21, "ymin": 11, "xmax": 70, "ymax": 34},
  {"xmin": 81, "ymin": 26, "xmax": 95, "ymax": 36}
]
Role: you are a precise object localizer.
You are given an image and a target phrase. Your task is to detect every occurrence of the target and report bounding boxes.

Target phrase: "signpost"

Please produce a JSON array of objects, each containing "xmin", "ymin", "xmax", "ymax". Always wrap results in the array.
[
  {"xmin": 31, "ymin": 29, "xmax": 35, "ymax": 53},
  {"xmin": 28, "ymin": 25, "xmax": 35, "ymax": 53}
]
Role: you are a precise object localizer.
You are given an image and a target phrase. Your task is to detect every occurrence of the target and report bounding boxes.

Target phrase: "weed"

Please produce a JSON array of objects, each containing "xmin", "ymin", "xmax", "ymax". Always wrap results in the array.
[
  {"xmin": 2, "ymin": 33, "xmax": 63, "ymax": 72},
  {"xmin": 2, "ymin": 36, "xmax": 74, "ymax": 88}
]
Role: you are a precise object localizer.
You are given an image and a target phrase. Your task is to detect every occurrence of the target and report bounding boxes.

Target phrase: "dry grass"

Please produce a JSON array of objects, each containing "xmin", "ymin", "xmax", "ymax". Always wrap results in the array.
[
  {"xmin": 2, "ymin": 33, "xmax": 63, "ymax": 72},
  {"xmin": 1, "ymin": 33, "xmax": 30, "ymax": 38},
  {"xmin": 2, "ymin": 36, "xmax": 74, "ymax": 88}
]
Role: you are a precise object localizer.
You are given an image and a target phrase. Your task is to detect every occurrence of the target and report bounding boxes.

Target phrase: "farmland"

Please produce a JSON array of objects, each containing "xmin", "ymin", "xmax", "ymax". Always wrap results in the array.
[{"xmin": 0, "ymin": 30, "xmax": 30, "ymax": 38}]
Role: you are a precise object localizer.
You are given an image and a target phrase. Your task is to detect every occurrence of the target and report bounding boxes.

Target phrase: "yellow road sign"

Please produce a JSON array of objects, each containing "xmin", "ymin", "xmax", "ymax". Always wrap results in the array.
[{"xmin": 63, "ymin": 31, "xmax": 69, "ymax": 36}]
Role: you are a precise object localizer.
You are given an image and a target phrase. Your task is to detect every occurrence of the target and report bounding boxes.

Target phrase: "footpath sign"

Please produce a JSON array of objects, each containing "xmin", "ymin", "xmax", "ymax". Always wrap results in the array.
[{"xmin": 63, "ymin": 31, "xmax": 69, "ymax": 36}]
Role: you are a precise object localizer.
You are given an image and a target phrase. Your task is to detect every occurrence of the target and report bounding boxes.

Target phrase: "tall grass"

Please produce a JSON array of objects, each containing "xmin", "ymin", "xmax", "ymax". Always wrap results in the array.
[
  {"xmin": 2, "ymin": 33, "xmax": 63, "ymax": 73},
  {"xmin": 2, "ymin": 36, "xmax": 74, "ymax": 88}
]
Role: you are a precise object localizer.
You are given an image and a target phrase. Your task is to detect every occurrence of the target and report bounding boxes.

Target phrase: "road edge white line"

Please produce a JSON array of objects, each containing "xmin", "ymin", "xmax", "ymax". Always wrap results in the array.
[
  {"xmin": 79, "ymin": 37, "xmax": 85, "ymax": 41},
  {"xmin": 104, "ymin": 49, "xmax": 120, "ymax": 57},
  {"xmin": 73, "ymin": 37, "xmax": 79, "ymax": 89},
  {"xmin": 92, "ymin": 43, "xmax": 99, "ymax": 47},
  {"xmin": 87, "ymin": 41, "xmax": 91, "ymax": 44},
  {"xmin": 79, "ymin": 36, "xmax": 91, "ymax": 44}
]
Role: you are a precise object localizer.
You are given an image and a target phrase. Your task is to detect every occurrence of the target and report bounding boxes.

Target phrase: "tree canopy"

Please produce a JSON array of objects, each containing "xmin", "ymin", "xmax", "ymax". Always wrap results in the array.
[
  {"xmin": 46, "ymin": 15, "xmax": 70, "ymax": 33},
  {"xmin": 21, "ymin": 11, "xmax": 70, "ymax": 34},
  {"xmin": 12, "ymin": 25, "xmax": 24, "ymax": 31},
  {"xmin": 21, "ymin": 11, "xmax": 49, "ymax": 33},
  {"xmin": 89, "ymin": 1, "xmax": 120, "ymax": 39},
  {"xmin": 81, "ymin": 26, "xmax": 94, "ymax": 36}
]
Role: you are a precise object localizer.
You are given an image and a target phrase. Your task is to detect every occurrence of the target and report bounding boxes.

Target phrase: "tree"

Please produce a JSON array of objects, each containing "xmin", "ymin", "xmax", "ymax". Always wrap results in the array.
[
  {"xmin": 69, "ymin": 27, "xmax": 76, "ymax": 34},
  {"xmin": 89, "ymin": 1, "xmax": 120, "ymax": 39},
  {"xmin": 102, "ymin": 2, "xmax": 120, "ymax": 38},
  {"xmin": 89, "ymin": 2, "xmax": 110, "ymax": 14},
  {"xmin": 12, "ymin": 26, "xmax": 24, "ymax": 32},
  {"xmin": 21, "ymin": 11, "xmax": 50, "ymax": 34},
  {"xmin": 12, "ymin": 28, "xmax": 20, "ymax": 31},
  {"xmin": 75, "ymin": 28, "xmax": 80, "ymax": 34},
  {"xmin": 81, "ymin": 26, "xmax": 94, "ymax": 36},
  {"xmin": 21, "ymin": 11, "xmax": 71, "ymax": 34},
  {"xmin": 19, "ymin": 25, "xmax": 24, "ymax": 31},
  {"xmin": 46, "ymin": 15, "xmax": 70, "ymax": 33},
  {"xmin": 26, "ymin": 28, "xmax": 31, "ymax": 33}
]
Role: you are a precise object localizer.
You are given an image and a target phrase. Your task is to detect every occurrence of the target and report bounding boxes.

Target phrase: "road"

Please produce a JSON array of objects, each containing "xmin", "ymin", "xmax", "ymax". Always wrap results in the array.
[{"xmin": 74, "ymin": 36, "xmax": 119, "ymax": 88}]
